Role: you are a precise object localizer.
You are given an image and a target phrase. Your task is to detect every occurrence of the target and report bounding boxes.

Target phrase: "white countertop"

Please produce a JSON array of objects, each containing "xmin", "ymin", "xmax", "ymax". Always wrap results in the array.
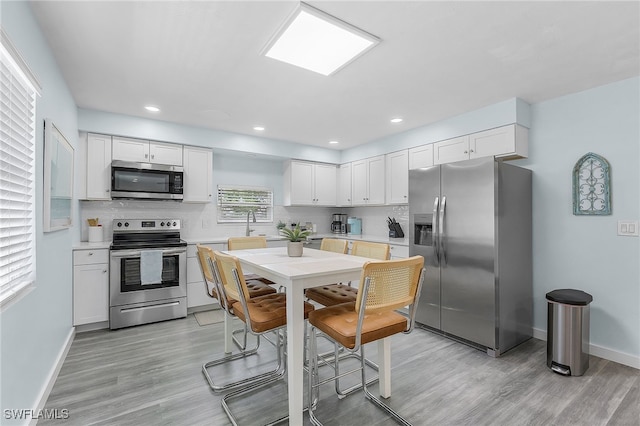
[
  {"xmin": 73, "ymin": 241, "xmax": 111, "ymax": 250},
  {"xmin": 74, "ymin": 233, "xmax": 408, "ymax": 249}
]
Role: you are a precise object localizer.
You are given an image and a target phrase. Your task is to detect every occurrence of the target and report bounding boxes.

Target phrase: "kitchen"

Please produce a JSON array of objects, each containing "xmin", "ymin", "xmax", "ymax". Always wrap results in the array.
[{"xmin": 1, "ymin": 1, "xmax": 639, "ymax": 425}]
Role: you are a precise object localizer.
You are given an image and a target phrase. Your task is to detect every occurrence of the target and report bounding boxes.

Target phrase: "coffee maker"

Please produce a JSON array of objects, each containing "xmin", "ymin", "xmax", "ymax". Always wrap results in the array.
[{"xmin": 331, "ymin": 213, "xmax": 347, "ymax": 234}]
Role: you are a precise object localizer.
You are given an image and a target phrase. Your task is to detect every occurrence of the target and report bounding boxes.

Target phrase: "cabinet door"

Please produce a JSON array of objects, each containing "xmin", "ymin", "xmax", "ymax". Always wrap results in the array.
[
  {"xmin": 112, "ymin": 136, "xmax": 149, "ymax": 162},
  {"xmin": 289, "ymin": 161, "xmax": 315, "ymax": 205},
  {"xmin": 470, "ymin": 124, "xmax": 528, "ymax": 160},
  {"xmin": 313, "ymin": 164, "xmax": 336, "ymax": 205},
  {"xmin": 367, "ymin": 155, "xmax": 386, "ymax": 204},
  {"xmin": 73, "ymin": 263, "xmax": 109, "ymax": 325},
  {"xmin": 337, "ymin": 163, "xmax": 352, "ymax": 206},
  {"xmin": 386, "ymin": 150, "xmax": 408, "ymax": 204},
  {"xmin": 434, "ymin": 136, "xmax": 470, "ymax": 165},
  {"xmin": 351, "ymin": 159, "xmax": 368, "ymax": 205},
  {"xmin": 183, "ymin": 146, "xmax": 213, "ymax": 203},
  {"xmin": 86, "ymin": 134, "xmax": 112, "ymax": 200},
  {"xmin": 149, "ymin": 141, "xmax": 183, "ymax": 166},
  {"xmin": 408, "ymin": 144, "xmax": 434, "ymax": 169}
]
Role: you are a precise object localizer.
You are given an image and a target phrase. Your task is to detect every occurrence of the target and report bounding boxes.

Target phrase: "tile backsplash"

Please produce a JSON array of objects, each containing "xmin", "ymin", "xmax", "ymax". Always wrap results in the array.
[{"xmin": 79, "ymin": 201, "xmax": 409, "ymax": 242}]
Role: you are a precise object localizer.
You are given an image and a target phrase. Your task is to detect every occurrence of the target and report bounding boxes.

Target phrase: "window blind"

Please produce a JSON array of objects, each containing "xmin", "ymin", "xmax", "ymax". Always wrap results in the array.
[
  {"xmin": 217, "ymin": 185, "xmax": 273, "ymax": 223},
  {"xmin": 0, "ymin": 41, "xmax": 37, "ymax": 306}
]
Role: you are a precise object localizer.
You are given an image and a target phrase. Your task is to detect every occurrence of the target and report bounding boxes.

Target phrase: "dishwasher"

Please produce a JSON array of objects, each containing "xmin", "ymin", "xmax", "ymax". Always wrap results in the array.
[{"xmin": 305, "ymin": 237, "xmax": 323, "ymax": 250}]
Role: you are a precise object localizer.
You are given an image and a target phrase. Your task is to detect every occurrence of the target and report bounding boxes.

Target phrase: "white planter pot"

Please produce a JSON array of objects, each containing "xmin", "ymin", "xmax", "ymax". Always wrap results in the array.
[{"xmin": 287, "ymin": 241, "xmax": 304, "ymax": 257}]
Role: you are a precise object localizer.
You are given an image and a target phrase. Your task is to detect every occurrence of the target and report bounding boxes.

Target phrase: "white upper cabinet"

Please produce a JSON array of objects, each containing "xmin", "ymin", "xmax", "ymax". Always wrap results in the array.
[
  {"xmin": 434, "ymin": 135, "xmax": 470, "ymax": 165},
  {"xmin": 183, "ymin": 146, "xmax": 213, "ymax": 203},
  {"xmin": 337, "ymin": 163, "xmax": 352, "ymax": 206},
  {"xmin": 469, "ymin": 124, "xmax": 528, "ymax": 160},
  {"xmin": 408, "ymin": 144, "xmax": 434, "ymax": 169},
  {"xmin": 284, "ymin": 161, "xmax": 336, "ymax": 206},
  {"xmin": 352, "ymin": 155, "xmax": 385, "ymax": 205},
  {"xmin": 112, "ymin": 136, "xmax": 183, "ymax": 166},
  {"xmin": 434, "ymin": 124, "xmax": 528, "ymax": 165},
  {"xmin": 386, "ymin": 150, "xmax": 408, "ymax": 204},
  {"xmin": 86, "ymin": 133, "xmax": 112, "ymax": 200}
]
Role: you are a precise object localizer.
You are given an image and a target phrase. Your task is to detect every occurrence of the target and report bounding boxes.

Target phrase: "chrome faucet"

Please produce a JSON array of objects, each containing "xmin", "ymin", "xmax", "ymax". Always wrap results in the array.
[{"xmin": 246, "ymin": 210, "xmax": 256, "ymax": 236}]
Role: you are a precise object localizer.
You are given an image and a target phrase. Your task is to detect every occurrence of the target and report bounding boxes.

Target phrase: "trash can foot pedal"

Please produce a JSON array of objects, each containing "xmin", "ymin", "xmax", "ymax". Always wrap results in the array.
[{"xmin": 551, "ymin": 362, "xmax": 571, "ymax": 376}]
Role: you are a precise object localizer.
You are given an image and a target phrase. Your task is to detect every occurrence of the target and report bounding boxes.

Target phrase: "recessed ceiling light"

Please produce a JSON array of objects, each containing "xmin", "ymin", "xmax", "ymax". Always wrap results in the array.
[
  {"xmin": 144, "ymin": 105, "xmax": 160, "ymax": 112},
  {"xmin": 390, "ymin": 118, "xmax": 403, "ymax": 123},
  {"xmin": 263, "ymin": 2, "xmax": 380, "ymax": 76},
  {"xmin": 329, "ymin": 140, "xmax": 339, "ymax": 145},
  {"xmin": 253, "ymin": 126, "xmax": 265, "ymax": 131}
]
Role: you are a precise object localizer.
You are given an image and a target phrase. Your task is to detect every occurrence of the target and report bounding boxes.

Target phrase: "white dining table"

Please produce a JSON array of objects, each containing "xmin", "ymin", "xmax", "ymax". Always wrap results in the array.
[{"xmin": 224, "ymin": 246, "xmax": 393, "ymax": 425}]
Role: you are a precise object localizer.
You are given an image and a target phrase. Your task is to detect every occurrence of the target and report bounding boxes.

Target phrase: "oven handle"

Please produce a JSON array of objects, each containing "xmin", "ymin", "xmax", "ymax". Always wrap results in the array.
[{"xmin": 110, "ymin": 248, "xmax": 186, "ymax": 258}]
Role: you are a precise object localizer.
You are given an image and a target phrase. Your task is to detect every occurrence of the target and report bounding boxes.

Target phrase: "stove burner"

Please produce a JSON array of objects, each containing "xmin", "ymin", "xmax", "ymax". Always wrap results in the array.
[{"xmin": 110, "ymin": 218, "xmax": 187, "ymax": 250}]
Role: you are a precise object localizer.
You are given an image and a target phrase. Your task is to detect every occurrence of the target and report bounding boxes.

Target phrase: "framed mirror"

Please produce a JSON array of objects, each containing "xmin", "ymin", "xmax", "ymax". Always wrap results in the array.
[{"xmin": 43, "ymin": 119, "xmax": 74, "ymax": 232}]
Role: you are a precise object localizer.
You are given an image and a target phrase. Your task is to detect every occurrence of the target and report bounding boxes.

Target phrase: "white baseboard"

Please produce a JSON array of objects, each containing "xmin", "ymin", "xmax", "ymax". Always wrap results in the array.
[
  {"xmin": 533, "ymin": 327, "xmax": 640, "ymax": 370},
  {"xmin": 30, "ymin": 327, "xmax": 75, "ymax": 426}
]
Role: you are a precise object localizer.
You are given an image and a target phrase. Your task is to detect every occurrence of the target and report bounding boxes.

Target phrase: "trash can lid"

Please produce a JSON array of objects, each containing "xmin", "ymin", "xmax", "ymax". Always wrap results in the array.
[{"xmin": 546, "ymin": 289, "xmax": 593, "ymax": 305}]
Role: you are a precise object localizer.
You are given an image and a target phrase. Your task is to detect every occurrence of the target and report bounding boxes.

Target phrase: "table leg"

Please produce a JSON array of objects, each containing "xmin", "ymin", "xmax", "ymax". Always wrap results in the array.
[
  {"xmin": 378, "ymin": 337, "xmax": 391, "ymax": 398},
  {"xmin": 286, "ymin": 283, "xmax": 305, "ymax": 425}
]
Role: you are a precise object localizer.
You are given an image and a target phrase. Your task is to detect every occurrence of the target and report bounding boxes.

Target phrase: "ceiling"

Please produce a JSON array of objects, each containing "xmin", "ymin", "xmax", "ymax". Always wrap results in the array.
[{"xmin": 30, "ymin": 1, "xmax": 639, "ymax": 150}]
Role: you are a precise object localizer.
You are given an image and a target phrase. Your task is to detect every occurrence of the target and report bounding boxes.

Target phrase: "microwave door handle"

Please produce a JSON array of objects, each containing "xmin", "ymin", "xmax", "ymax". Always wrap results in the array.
[{"xmin": 432, "ymin": 196, "xmax": 440, "ymax": 265}]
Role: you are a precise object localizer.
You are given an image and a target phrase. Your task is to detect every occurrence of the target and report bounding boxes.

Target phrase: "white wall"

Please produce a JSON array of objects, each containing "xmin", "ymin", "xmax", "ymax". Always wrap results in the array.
[
  {"xmin": 515, "ymin": 77, "xmax": 639, "ymax": 362},
  {"xmin": 1, "ymin": 2, "xmax": 79, "ymax": 423}
]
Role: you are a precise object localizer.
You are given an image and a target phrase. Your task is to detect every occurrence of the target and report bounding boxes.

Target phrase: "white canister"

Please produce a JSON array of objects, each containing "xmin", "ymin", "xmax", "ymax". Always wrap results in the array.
[{"xmin": 88, "ymin": 226, "xmax": 104, "ymax": 243}]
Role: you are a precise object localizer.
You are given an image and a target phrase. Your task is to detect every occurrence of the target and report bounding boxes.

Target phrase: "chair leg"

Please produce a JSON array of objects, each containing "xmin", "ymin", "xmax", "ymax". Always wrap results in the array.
[
  {"xmin": 360, "ymin": 345, "xmax": 411, "ymax": 426},
  {"xmin": 203, "ymin": 321, "xmax": 285, "ymax": 392},
  {"xmin": 222, "ymin": 329, "xmax": 288, "ymax": 426}
]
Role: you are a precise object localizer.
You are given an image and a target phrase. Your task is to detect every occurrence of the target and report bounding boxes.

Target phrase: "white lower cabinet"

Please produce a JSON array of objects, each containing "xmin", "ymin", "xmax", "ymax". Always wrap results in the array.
[
  {"xmin": 389, "ymin": 244, "xmax": 409, "ymax": 259},
  {"xmin": 186, "ymin": 243, "xmax": 224, "ymax": 308},
  {"xmin": 73, "ymin": 249, "xmax": 109, "ymax": 326}
]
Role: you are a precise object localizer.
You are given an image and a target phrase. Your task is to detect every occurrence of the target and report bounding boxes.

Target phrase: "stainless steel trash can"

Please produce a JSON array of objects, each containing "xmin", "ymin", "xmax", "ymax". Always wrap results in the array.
[{"xmin": 546, "ymin": 289, "xmax": 593, "ymax": 376}]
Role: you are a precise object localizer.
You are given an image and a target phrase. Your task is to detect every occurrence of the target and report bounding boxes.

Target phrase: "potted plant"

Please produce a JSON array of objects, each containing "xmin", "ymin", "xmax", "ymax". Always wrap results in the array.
[{"xmin": 279, "ymin": 224, "xmax": 311, "ymax": 257}]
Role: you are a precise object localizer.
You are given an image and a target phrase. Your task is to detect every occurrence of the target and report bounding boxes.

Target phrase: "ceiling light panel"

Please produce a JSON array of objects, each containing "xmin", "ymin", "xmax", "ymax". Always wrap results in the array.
[{"xmin": 263, "ymin": 3, "xmax": 379, "ymax": 76}]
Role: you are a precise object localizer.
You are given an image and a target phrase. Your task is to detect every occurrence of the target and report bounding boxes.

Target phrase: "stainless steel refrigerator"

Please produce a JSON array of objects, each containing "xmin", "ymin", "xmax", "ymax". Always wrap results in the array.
[{"xmin": 409, "ymin": 157, "xmax": 532, "ymax": 356}]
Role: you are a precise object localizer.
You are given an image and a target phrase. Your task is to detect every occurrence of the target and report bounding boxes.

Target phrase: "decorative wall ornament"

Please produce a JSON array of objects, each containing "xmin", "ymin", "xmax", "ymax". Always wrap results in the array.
[{"xmin": 572, "ymin": 152, "xmax": 611, "ymax": 215}]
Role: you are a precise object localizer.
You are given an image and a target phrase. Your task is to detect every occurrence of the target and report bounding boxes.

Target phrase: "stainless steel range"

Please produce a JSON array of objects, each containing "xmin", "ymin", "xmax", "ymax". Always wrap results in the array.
[{"xmin": 109, "ymin": 219, "xmax": 187, "ymax": 329}]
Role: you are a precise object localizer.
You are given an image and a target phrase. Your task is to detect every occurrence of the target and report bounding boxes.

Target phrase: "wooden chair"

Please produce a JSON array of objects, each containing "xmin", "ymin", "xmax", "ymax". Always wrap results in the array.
[
  {"xmin": 227, "ymin": 236, "xmax": 275, "ymax": 285},
  {"xmin": 196, "ymin": 244, "xmax": 277, "ymax": 392},
  {"xmin": 214, "ymin": 250, "xmax": 315, "ymax": 425},
  {"xmin": 307, "ymin": 256, "xmax": 425, "ymax": 426},
  {"xmin": 306, "ymin": 241, "xmax": 390, "ymax": 306}
]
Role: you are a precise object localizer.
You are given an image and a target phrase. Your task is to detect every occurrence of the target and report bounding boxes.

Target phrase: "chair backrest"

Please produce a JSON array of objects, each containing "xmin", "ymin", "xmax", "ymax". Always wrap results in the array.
[
  {"xmin": 213, "ymin": 250, "xmax": 250, "ymax": 303},
  {"xmin": 351, "ymin": 241, "xmax": 390, "ymax": 260},
  {"xmin": 228, "ymin": 236, "xmax": 268, "ymax": 251},
  {"xmin": 320, "ymin": 238, "xmax": 348, "ymax": 254},
  {"xmin": 196, "ymin": 244, "xmax": 217, "ymax": 298},
  {"xmin": 354, "ymin": 255, "xmax": 425, "ymax": 315}
]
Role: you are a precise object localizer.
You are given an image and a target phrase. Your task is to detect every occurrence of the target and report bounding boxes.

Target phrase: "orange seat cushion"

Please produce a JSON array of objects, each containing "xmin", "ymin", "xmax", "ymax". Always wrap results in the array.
[
  {"xmin": 243, "ymin": 273, "xmax": 275, "ymax": 286},
  {"xmin": 232, "ymin": 293, "xmax": 315, "ymax": 333},
  {"xmin": 309, "ymin": 302, "xmax": 407, "ymax": 349},
  {"xmin": 306, "ymin": 284, "xmax": 358, "ymax": 306},
  {"xmin": 213, "ymin": 279, "xmax": 276, "ymax": 306}
]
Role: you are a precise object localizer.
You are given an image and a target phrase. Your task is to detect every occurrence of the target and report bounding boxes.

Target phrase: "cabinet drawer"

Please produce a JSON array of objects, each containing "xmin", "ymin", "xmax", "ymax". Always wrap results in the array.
[{"xmin": 73, "ymin": 249, "xmax": 109, "ymax": 265}]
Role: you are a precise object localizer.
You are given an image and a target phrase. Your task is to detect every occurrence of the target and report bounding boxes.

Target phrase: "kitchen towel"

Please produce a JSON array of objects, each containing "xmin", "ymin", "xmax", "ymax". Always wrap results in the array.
[{"xmin": 140, "ymin": 250, "xmax": 163, "ymax": 285}]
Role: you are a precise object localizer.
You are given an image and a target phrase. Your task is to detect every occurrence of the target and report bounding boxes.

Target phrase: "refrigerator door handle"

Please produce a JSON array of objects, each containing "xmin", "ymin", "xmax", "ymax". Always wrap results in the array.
[
  {"xmin": 433, "ymin": 197, "xmax": 440, "ymax": 265},
  {"xmin": 440, "ymin": 196, "xmax": 447, "ymax": 265}
]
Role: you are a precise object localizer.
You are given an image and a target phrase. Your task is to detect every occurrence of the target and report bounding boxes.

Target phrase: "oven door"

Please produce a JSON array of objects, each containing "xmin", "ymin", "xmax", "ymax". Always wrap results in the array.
[{"xmin": 110, "ymin": 247, "xmax": 186, "ymax": 307}]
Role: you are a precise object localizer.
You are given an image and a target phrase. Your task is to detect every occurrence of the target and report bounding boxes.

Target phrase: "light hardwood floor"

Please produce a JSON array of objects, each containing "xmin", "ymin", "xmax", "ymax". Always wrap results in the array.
[{"xmin": 41, "ymin": 313, "xmax": 639, "ymax": 425}]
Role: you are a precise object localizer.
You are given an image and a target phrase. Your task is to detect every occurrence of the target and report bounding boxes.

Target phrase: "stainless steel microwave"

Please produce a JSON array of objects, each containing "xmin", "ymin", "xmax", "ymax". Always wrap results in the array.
[{"xmin": 111, "ymin": 160, "xmax": 183, "ymax": 201}]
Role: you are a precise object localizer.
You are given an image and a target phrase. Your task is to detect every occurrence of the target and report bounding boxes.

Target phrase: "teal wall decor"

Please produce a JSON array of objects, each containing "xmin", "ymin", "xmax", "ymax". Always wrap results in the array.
[{"xmin": 573, "ymin": 152, "xmax": 611, "ymax": 215}]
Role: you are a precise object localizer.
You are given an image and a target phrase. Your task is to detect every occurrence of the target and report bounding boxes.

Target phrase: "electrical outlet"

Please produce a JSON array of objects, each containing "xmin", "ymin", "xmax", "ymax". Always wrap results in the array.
[
  {"xmin": 202, "ymin": 218, "xmax": 211, "ymax": 229},
  {"xmin": 617, "ymin": 220, "xmax": 639, "ymax": 237}
]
